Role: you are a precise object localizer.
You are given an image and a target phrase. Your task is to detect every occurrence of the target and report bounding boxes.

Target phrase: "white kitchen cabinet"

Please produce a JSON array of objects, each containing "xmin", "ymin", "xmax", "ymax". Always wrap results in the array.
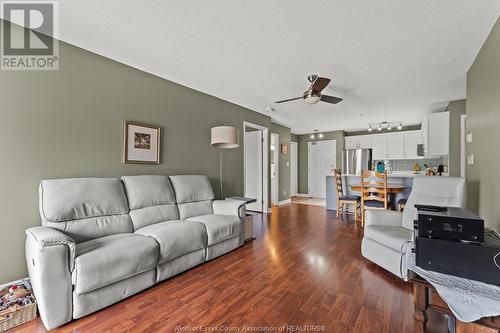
[
  {"xmin": 387, "ymin": 132, "xmax": 405, "ymax": 159},
  {"xmin": 427, "ymin": 112, "xmax": 449, "ymax": 156},
  {"xmin": 371, "ymin": 134, "xmax": 388, "ymax": 160},
  {"xmin": 347, "ymin": 130, "xmax": 423, "ymax": 160},
  {"xmin": 403, "ymin": 130, "xmax": 421, "ymax": 159},
  {"xmin": 344, "ymin": 135, "xmax": 372, "ymax": 149},
  {"xmin": 344, "ymin": 136, "xmax": 358, "ymax": 149},
  {"xmin": 358, "ymin": 135, "xmax": 372, "ymax": 149}
]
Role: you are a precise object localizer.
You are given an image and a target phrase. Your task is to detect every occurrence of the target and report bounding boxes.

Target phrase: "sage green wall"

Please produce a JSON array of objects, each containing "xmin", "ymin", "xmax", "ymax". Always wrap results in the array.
[
  {"xmin": 466, "ymin": 17, "xmax": 500, "ymax": 229},
  {"xmin": 271, "ymin": 123, "xmax": 291, "ymax": 202},
  {"xmin": 297, "ymin": 131, "xmax": 345, "ymax": 194},
  {"xmin": 0, "ymin": 23, "xmax": 272, "ymax": 282},
  {"xmin": 291, "ymin": 134, "xmax": 299, "ymax": 142},
  {"xmin": 446, "ymin": 99, "xmax": 466, "ymax": 177}
]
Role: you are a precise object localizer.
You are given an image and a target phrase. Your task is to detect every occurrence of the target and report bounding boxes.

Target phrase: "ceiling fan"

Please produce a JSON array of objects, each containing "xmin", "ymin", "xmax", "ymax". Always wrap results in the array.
[{"xmin": 275, "ymin": 74, "xmax": 343, "ymax": 105}]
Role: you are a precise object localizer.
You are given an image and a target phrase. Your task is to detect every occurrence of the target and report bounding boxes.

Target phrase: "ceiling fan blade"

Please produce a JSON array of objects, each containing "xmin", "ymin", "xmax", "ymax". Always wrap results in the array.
[
  {"xmin": 310, "ymin": 77, "xmax": 331, "ymax": 93},
  {"xmin": 274, "ymin": 97, "xmax": 303, "ymax": 104},
  {"xmin": 320, "ymin": 95, "xmax": 343, "ymax": 104}
]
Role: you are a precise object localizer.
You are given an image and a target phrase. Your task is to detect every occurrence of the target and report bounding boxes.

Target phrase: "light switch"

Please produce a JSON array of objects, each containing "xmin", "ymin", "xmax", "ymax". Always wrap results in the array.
[
  {"xmin": 467, "ymin": 154, "xmax": 474, "ymax": 165},
  {"xmin": 466, "ymin": 133, "xmax": 473, "ymax": 143}
]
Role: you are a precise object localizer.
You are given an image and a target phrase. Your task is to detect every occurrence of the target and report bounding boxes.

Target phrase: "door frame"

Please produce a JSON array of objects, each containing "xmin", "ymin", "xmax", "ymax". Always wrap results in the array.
[
  {"xmin": 460, "ymin": 114, "xmax": 466, "ymax": 178},
  {"xmin": 290, "ymin": 142, "xmax": 298, "ymax": 197},
  {"xmin": 243, "ymin": 121, "xmax": 269, "ymax": 213},
  {"xmin": 271, "ymin": 133, "xmax": 280, "ymax": 205},
  {"xmin": 308, "ymin": 139, "xmax": 337, "ymax": 198}
]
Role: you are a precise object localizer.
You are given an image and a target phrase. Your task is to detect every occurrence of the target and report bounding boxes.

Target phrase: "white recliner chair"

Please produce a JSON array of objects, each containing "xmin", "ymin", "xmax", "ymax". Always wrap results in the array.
[{"xmin": 361, "ymin": 176, "xmax": 466, "ymax": 278}]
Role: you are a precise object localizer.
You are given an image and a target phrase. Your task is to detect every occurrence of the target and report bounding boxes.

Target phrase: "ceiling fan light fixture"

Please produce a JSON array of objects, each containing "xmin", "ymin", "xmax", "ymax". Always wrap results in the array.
[
  {"xmin": 397, "ymin": 122, "xmax": 403, "ymax": 130},
  {"xmin": 377, "ymin": 125, "xmax": 382, "ymax": 131},
  {"xmin": 303, "ymin": 93, "xmax": 321, "ymax": 105}
]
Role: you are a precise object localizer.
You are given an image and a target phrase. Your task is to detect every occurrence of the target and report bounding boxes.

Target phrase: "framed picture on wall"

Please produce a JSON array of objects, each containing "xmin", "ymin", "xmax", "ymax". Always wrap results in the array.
[
  {"xmin": 280, "ymin": 143, "xmax": 288, "ymax": 155},
  {"xmin": 123, "ymin": 121, "xmax": 161, "ymax": 164}
]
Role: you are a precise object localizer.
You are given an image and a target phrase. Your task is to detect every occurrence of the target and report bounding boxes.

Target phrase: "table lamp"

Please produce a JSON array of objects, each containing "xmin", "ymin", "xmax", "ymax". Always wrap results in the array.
[{"xmin": 211, "ymin": 126, "xmax": 239, "ymax": 198}]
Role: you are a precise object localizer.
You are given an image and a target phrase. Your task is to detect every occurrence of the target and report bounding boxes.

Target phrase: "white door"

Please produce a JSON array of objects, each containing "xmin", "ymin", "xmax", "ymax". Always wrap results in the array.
[
  {"xmin": 308, "ymin": 140, "xmax": 336, "ymax": 198},
  {"xmin": 271, "ymin": 133, "xmax": 279, "ymax": 205},
  {"xmin": 387, "ymin": 133, "xmax": 405, "ymax": 159},
  {"xmin": 371, "ymin": 134, "xmax": 388, "ymax": 160},
  {"xmin": 244, "ymin": 130, "xmax": 263, "ymax": 211},
  {"xmin": 290, "ymin": 142, "xmax": 298, "ymax": 196}
]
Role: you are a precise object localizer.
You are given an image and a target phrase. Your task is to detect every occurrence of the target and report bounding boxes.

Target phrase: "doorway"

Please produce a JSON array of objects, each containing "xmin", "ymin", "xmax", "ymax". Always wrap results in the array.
[
  {"xmin": 308, "ymin": 140, "xmax": 336, "ymax": 198},
  {"xmin": 460, "ymin": 114, "xmax": 466, "ymax": 178},
  {"xmin": 271, "ymin": 133, "xmax": 279, "ymax": 205},
  {"xmin": 244, "ymin": 122, "xmax": 269, "ymax": 213},
  {"xmin": 290, "ymin": 142, "xmax": 298, "ymax": 197}
]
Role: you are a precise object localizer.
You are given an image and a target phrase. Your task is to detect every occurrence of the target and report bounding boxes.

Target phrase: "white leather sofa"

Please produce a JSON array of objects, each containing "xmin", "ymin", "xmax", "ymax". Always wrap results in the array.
[
  {"xmin": 361, "ymin": 176, "xmax": 466, "ymax": 279},
  {"xmin": 26, "ymin": 175, "xmax": 245, "ymax": 330}
]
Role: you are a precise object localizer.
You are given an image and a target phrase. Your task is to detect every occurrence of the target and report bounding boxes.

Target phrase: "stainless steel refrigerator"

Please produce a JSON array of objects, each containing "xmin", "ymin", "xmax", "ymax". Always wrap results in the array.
[{"xmin": 343, "ymin": 149, "xmax": 372, "ymax": 175}]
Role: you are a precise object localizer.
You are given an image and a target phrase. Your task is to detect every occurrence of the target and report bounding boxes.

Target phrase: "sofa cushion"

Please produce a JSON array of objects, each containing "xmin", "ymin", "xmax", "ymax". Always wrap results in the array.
[
  {"xmin": 72, "ymin": 233, "xmax": 158, "ymax": 295},
  {"xmin": 122, "ymin": 175, "xmax": 176, "ymax": 209},
  {"xmin": 363, "ymin": 225, "xmax": 412, "ymax": 252},
  {"xmin": 134, "ymin": 221, "xmax": 207, "ymax": 263},
  {"xmin": 177, "ymin": 200, "xmax": 214, "ymax": 220},
  {"xmin": 169, "ymin": 175, "xmax": 215, "ymax": 219},
  {"xmin": 39, "ymin": 178, "xmax": 132, "ymax": 243},
  {"xmin": 187, "ymin": 214, "xmax": 241, "ymax": 246},
  {"xmin": 169, "ymin": 175, "xmax": 214, "ymax": 203},
  {"xmin": 122, "ymin": 175, "xmax": 179, "ymax": 229}
]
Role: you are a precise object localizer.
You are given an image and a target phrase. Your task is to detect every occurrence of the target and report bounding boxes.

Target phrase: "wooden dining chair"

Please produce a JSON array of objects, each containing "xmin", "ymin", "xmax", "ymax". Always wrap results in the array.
[
  {"xmin": 360, "ymin": 170, "xmax": 388, "ymax": 227},
  {"xmin": 334, "ymin": 169, "xmax": 361, "ymax": 222}
]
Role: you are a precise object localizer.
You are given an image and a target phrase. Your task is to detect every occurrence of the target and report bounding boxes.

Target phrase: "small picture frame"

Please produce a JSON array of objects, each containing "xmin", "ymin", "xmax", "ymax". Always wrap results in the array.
[
  {"xmin": 280, "ymin": 143, "xmax": 288, "ymax": 155},
  {"xmin": 123, "ymin": 121, "xmax": 161, "ymax": 164}
]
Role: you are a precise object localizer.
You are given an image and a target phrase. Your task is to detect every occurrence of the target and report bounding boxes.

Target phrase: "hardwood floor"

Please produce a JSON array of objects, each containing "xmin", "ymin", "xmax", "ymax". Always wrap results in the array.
[{"xmin": 12, "ymin": 204, "xmax": 448, "ymax": 333}]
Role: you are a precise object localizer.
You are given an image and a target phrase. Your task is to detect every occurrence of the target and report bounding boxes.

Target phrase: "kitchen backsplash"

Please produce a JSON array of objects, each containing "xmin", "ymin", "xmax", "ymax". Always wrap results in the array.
[{"xmin": 373, "ymin": 157, "xmax": 448, "ymax": 172}]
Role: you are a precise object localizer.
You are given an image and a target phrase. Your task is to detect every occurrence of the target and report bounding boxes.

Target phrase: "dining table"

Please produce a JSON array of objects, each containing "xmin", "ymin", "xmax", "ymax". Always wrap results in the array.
[
  {"xmin": 349, "ymin": 183, "xmax": 407, "ymax": 210},
  {"xmin": 348, "ymin": 184, "xmax": 406, "ymax": 193}
]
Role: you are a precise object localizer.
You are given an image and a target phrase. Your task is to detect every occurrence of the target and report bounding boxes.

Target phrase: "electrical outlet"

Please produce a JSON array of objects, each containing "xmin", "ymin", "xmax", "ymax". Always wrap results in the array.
[
  {"xmin": 467, "ymin": 154, "xmax": 474, "ymax": 165},
  {"xmin": 466, "ymin": 132, "xmax": 473, "ymax": 143}
]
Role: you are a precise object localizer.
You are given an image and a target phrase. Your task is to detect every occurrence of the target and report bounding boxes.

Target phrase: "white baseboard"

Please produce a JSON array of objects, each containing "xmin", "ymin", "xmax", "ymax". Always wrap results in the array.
[
  {"xmin": 278, "ymin": 199, "xmax": 291, "ymax": 205},
  {"xmin": 296, "ymin": 193, "xmax": 310, "ymax": 197}
]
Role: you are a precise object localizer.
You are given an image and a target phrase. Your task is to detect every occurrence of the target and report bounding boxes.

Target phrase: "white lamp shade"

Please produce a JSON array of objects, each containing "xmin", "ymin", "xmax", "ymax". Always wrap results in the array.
[{"xmin": 211, "ymin": 126, "xmax": 239, "ymax": 148}]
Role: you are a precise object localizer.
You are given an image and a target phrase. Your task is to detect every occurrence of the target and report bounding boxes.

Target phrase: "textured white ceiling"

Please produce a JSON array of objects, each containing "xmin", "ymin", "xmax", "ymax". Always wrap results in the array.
[{"xmin": 26, "ymin": 1, "xmax": 500, "ymax": 133}]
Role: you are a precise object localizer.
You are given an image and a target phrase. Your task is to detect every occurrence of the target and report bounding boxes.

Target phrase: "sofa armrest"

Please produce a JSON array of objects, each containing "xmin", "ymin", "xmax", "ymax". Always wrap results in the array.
[
  {"xmin": 365, "ymin": 210, "xmax": 403, "ymax": 227},
  {"xmin": 25, "ymin": 226, "xmax": 75, "ymax": 329},
  {"xmin": 212, "ymin": 200, "xmax": 246, "ymax": 219}
]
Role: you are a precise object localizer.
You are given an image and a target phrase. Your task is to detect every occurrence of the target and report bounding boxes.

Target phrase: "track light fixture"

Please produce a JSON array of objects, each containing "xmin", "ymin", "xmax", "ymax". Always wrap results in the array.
[
  {"xmin": 368, "ymin": 121, "xmax": 403, "ymax": 132},
  {"xmin": 310, "ymin": 130, "xmax": 324, "ymax": 143}
]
